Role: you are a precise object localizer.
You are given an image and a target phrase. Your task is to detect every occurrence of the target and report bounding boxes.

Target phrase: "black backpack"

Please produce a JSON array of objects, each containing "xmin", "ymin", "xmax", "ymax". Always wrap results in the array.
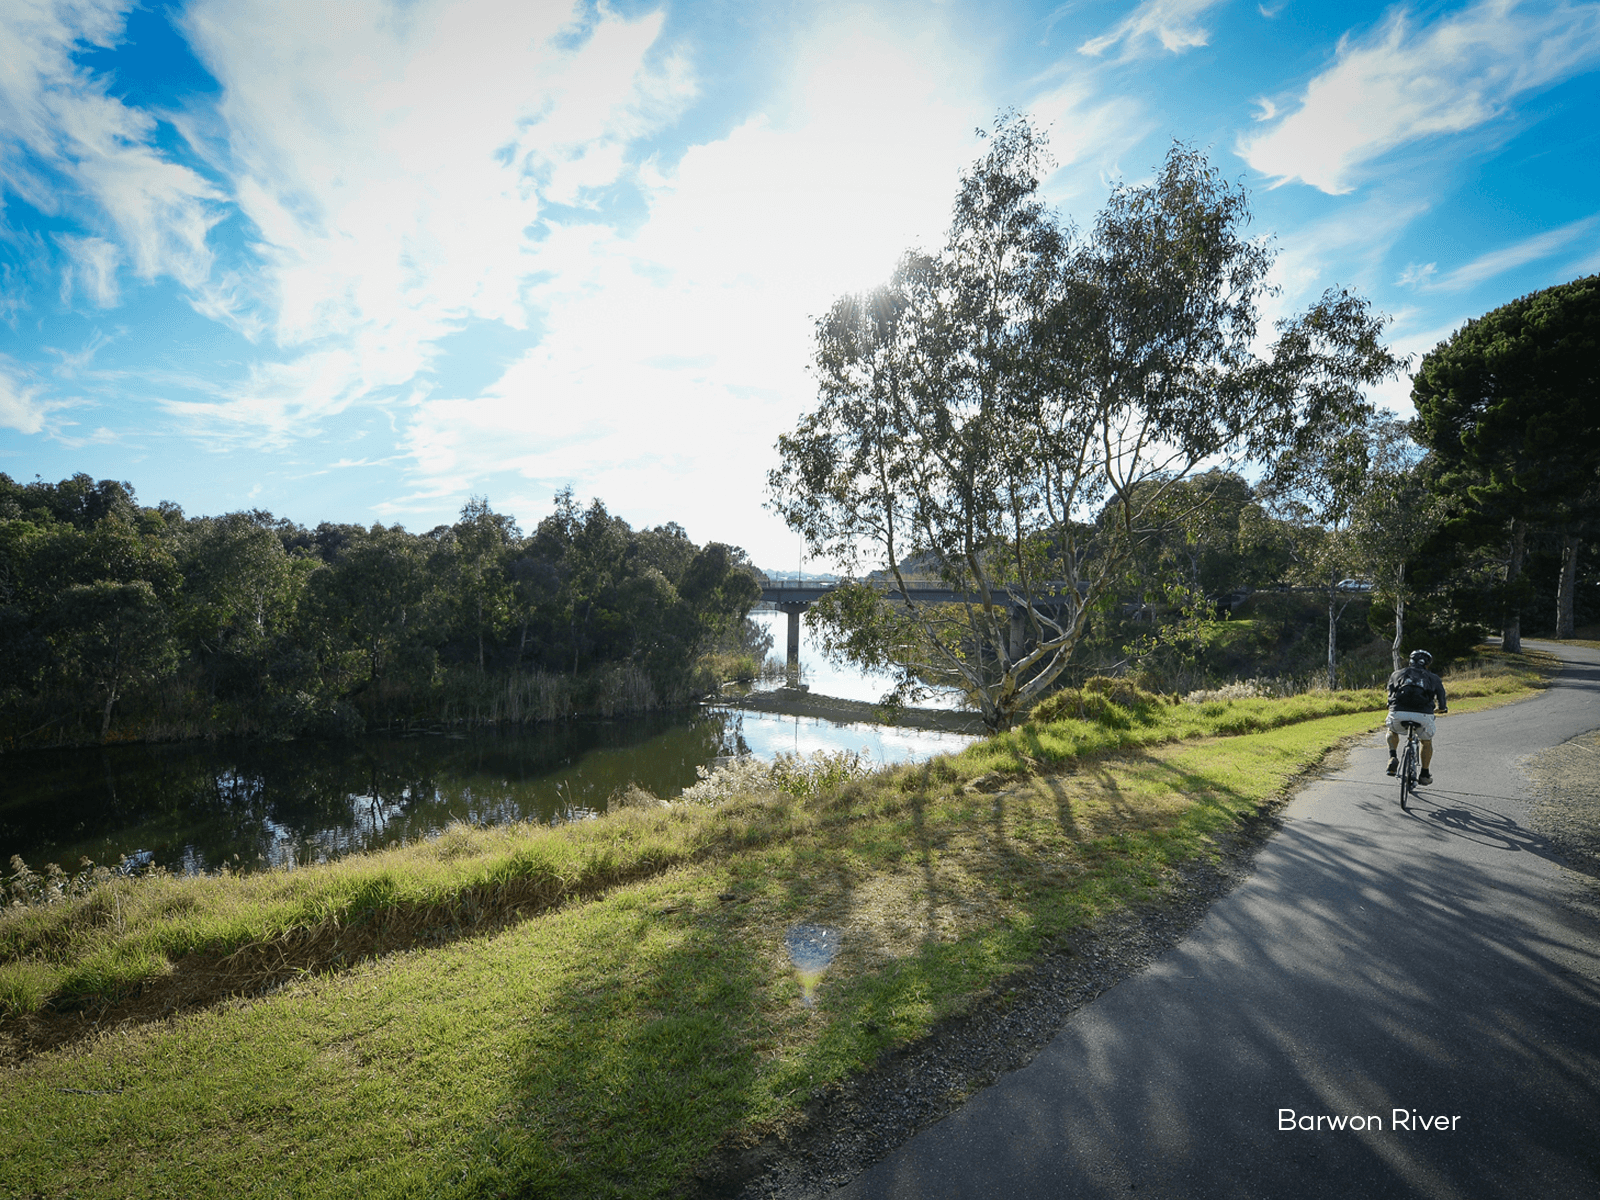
[{"xmin": 1392, "ymin": 667, "xmax": 1433, "ymax": 712}]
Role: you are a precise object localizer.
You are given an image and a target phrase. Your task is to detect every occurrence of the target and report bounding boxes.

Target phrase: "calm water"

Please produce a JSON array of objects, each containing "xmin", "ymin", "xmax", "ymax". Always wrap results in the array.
[
  {"xmin": 2, "ymin": 627, "xmax": 977, "ymax": 876},
  {"xmin": 746, "ymin": 610, "xmax": 967, "ymax": 709}
]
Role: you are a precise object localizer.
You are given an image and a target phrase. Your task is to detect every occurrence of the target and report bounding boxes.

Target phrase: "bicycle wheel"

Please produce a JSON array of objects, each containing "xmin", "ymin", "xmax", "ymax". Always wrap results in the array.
[{"xmin": 1399, "ymin": 736, "xmax": 1419, "ymax": 806}]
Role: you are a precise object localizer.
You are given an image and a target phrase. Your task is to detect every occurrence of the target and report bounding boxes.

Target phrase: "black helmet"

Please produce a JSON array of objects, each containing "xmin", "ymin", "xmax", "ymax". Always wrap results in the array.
[{"xmin": 1409, "ymin": 649, "xmax": 1433, "ymax": 668}]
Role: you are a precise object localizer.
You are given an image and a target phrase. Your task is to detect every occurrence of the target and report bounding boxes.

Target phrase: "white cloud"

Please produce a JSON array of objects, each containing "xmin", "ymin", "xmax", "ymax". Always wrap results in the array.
[
  {"xmin": 0, "ymin": 359, "xmax": 64, "ymax": 434},
  {"xmin": 1026, "ymin": 76, "xmax": 1150, "ymax": 190},
  {"xmin": 1397, "ymin": 261, "xmax": 1438, "ymax": 289},
  {"xmin": 1079, "ymin": 0, "xmax": 1227, "ymax": 59},
  {"xmin": 1240, "ymin": 0, "xmax": 1600, "ymax": 194},
  {"xmin": 1423, "ymin": 214, "xmax": 1599, "ymax": 290},
  {"xmin": 163, "ymin": 0, "xmax": 691, "ymax": 437},
  {"xmin": 0, "ymin": 0, "xmax": 224, "ymax": 297},
  {"xmin": 54, "ymin": 233, "xmax": 121, "ymax": 307},
  {"xmin": 1266, "ymin": 193, "xmax": 1434, "ymax": 302},
  {"xmin": 389, "ymin": 11, "xmax": 988, "ymax": 553}
]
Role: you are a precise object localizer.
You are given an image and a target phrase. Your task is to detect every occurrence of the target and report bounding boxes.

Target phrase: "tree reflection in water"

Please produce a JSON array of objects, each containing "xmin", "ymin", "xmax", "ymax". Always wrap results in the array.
[
  {"xmin": 3, "ymin": 710, "xmax": 745, "ymax": 875},
  {"xmin": 5, "ymin": 709, "xmax": 972, "ymax": 876}
]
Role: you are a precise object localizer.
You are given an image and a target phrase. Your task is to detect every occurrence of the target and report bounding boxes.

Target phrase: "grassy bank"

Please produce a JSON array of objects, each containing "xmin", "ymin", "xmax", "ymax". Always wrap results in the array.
[{"xmin": 1, "ymin": 651, "xmax": 1552, "ymax": 1198}]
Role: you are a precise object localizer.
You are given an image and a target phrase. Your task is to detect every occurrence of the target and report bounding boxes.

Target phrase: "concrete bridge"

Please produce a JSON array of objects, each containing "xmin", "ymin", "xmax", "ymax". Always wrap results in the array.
[{"xmin": 758, "ymin": 579, "xmax": 1075, "ymax": 672}]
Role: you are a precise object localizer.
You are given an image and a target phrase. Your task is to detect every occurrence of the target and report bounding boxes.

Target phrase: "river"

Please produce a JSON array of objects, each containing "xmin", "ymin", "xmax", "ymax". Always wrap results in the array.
[{"xmin": 1, "ymin": 614, "xmax": 976, "ymax": 876}]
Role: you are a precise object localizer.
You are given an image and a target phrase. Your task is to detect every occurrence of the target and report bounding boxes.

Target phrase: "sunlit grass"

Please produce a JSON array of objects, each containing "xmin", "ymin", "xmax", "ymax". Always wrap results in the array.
[{"xmin": 1, "ymin": 645, "xmax": 1553, "ymax": 1198}]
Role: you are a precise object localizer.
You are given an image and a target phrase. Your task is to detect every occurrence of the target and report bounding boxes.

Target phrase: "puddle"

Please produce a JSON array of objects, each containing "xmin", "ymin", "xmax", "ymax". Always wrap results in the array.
[{"xmin": 784, "ymin": 923, "xmax": 840, "ymax": 1007}]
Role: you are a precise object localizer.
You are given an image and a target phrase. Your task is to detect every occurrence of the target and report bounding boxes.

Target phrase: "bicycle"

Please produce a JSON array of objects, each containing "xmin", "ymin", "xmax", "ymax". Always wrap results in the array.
[{"xmin": 1397, "ymin": 720, "xmax": 1422, "ymax": 808}]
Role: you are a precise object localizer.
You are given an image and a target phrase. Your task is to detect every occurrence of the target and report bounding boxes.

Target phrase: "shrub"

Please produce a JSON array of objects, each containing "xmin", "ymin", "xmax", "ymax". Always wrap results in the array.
[
  {"xmin": 677, "ymin": 749, "xmax": 872, "ymax": 805},
  {"xmin": 1028, "ymin": 676, "xmax": 1165, "ymax": 726}
]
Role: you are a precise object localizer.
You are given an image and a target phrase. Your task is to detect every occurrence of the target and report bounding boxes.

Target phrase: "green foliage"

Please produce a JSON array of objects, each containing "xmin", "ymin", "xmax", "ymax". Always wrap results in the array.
[
  {"xmin": 1027, "ymin": 676, "xmax": 1167, "ymax": 727},
  {"xmin": 1413, "ymin": 274, "xmax": 1599, "ymax": 514},
  {"xmin": 0, "ymin": 476, "xmax": 760, "ymax": 746},
  {"xmin": 1411, "ymin": 274, "xmax": 1600, "ymax": 647},
  {"xmin": 771, "ymin": 117, "xmax": 1401, "ymax": 731}
]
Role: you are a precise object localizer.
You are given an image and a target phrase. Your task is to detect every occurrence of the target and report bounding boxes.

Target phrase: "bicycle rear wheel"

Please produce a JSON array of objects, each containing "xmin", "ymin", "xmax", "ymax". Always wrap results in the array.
[{"xmin": 1399, "ymin": 735, "xmax": 1419, "ymax": 806}]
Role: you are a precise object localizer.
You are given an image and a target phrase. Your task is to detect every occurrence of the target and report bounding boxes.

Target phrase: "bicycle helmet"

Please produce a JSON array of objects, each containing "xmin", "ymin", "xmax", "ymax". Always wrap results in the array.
[{"xmin": 1408, "ymin": 649, "xmax": 1433, "ymax": 668}]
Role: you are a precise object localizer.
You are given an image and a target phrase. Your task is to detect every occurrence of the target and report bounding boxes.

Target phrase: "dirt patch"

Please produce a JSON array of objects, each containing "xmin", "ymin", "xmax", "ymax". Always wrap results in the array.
[{"xmin": 1523, "ymin": 729, "xmax": 1600, "ymax": 877}]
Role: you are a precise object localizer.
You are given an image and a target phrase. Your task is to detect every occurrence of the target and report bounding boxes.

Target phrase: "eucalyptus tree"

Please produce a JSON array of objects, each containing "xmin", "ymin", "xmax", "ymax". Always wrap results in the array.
[
  {"xmin": 305, "ymin": 523, "xmax": 429, "ymax": 692},
  {"xmin": 435, "ymin": 496, "xmax": 521, "ymax": 672},
  {"xmin": 52, "ymin": 579, "xmax": 179, "ymax": 738},
  {"xmin": 1347, "ymin": 419, "xmax": 1446, "ymax": 669},
  {"xmin": 770, "ymin": 118, "xmax": 1402, "ymax": 729},
  {"xmin": 1260, "ymin": 416, "xmax": 1383, "ymax": 688},
  {"xmin": 176, "ymin": 511, "xmax": 310, "ymax": 700}
]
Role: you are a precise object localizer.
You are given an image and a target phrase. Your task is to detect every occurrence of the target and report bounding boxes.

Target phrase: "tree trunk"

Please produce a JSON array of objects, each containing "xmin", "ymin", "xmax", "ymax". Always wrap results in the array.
[
  {"xmin": 1327, "ymin": 567, "xmax": 1338, "ymax": 691},
  {"xmin": 1391, "ymin": 563, "xmax": 1406, "ymax": 672},
  {"xmin": 1503, "ymin": 518, "xmax": 1527, "ymax": 654},
  {"xmin": 1556, "ymin": 530, "xmax": 1580, "ymax": 639},
  {"xmin": 100, "ymin": 690, "xmax": 118, "ymax": 740}
]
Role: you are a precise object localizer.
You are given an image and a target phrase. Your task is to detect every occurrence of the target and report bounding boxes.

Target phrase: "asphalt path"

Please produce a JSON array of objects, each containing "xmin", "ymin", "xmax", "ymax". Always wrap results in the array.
[{"xmin": 834, "ymin": 641, "xmax": 1600, "ymax": 1199}]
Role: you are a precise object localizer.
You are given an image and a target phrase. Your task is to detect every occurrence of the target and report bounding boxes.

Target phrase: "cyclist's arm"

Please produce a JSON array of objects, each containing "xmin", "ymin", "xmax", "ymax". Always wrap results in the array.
[{"xmin": 1434, "ymin": 676, "xmax": 1448, "ymax": 714}]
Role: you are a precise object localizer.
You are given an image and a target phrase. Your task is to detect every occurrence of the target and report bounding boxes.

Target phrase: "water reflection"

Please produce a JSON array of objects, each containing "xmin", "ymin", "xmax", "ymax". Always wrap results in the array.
[
  {"xmin": 2, "ymin": 707, "xmax": 974, "ymax": 877},
  {"xmin": 2, "ymin": 711, "xmax": 733, "ymax": 876},
  {"xmin": 784, "ymin": 923, "xmax": 841, "ymax": 1007},
  {"xmin": 747, "ymin": 611, "xmax": 967, "ymax": 710},
  {"xmin": 716, "ymin": 709, "xmax": 974, "ymax": 763}
]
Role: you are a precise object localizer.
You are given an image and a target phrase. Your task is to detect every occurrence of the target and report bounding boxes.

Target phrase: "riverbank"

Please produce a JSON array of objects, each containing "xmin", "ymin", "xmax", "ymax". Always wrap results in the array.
[
  {"xmin": 717, "ymin": 685, "xmax": 986, "ymax": 735},
  {"xmin": 0, "ymin": 651, "xmax": 1554, "ymax": 1199}
]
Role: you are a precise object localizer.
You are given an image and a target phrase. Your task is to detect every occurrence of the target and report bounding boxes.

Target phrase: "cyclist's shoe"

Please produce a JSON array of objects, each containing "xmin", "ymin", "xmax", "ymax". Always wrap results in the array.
[
  {"xmin": 1417, "ymin": 770, "xmax": 1433, "ymax": 787},
  {"xmin": 1386, "ymin": 756, "xmax": 1397, "ymax": 776}
]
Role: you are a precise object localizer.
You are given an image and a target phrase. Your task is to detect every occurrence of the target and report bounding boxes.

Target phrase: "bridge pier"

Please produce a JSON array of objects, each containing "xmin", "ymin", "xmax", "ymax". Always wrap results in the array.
[
  {"xmin": 777, "ymin": 601, "xmax": 809, "ymax": 684},
  {"xmin": 755, "ymin": 580, "xmax": 1078, "ymax": 686}
]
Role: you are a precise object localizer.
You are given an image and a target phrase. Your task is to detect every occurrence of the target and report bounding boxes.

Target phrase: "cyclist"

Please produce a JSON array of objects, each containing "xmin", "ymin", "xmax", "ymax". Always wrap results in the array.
[{"xmin": 1386, "ymin": 649, "xmax": 1448, "ymax": 786}]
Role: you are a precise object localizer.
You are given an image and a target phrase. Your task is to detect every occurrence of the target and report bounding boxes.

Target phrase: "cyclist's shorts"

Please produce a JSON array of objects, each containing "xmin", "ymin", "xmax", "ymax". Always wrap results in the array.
[{"xmin": 1387, "ymin": 711, "xmax": 1436, "ymax": 741}]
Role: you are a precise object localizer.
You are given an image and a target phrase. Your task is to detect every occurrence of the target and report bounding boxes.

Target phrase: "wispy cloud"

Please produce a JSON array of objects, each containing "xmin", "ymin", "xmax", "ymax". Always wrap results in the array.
[
  {"xmin": 1240, "ymin": 0, "xmax": 1600, "ymax": 194},
  {"xmin": 391, "ymin": 10, "xmax": 988, "ymax": 542},
  {"xmin": 0, "ymin": 0, "xmax": 224, "ymax": 296},
  {"xmin": 54, "ymin": 233, "xmax": 121, "ymax": 307},
  {"xmin": 1079, "ymin": 0, "xmax": 1227, "ymax": 59},
  {"xmin": 0, "ymin": 358, "xmax": 67, "ymax": 435},
  {"xmin": 162, "ymin": 0, "xmax": 692, "ymax": 439},
  {"xmin": 1423, "ymin": 214, "xmax": 1599, "ymax": 290},
  {"xmin": 1396, "ymin": 261, "xmax": 1438, "ymax": 289}
]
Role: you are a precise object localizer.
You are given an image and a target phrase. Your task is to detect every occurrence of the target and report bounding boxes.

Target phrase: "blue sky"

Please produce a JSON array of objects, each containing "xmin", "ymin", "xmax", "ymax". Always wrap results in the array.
[{"xmin": 2, "ymin": 0, "xmax": 1598, "ymax": 569}]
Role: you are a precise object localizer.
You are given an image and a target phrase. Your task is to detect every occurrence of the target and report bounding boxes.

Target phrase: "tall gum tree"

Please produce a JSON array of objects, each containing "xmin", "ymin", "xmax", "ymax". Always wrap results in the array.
[
  {"xmin": 770, "ymin": 118, "xmax": 1403, "ymax": 729},
  {"xmin": 1348, "ymin": 419, "xmax": 1445, "ymax": 670}
]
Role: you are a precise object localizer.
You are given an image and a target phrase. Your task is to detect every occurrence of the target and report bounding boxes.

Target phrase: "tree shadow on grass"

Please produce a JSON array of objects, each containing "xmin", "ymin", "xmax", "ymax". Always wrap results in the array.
[{"xmin": 426, "ymin": 893, "xmax": 776, "ymax": 1199}]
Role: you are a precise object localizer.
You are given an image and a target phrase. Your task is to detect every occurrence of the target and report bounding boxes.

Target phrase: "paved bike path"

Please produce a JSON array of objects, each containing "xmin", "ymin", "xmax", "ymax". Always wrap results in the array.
[{"xmin": 835, "ymin": 642, "xmax": 1600, "ymax": 1198}]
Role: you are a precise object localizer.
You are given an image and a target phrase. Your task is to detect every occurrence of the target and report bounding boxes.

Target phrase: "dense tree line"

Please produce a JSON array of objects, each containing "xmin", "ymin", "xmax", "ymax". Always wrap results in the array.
[{"xmin": 0, "ymin": 477, "xmax": 759, "ymax": 748}]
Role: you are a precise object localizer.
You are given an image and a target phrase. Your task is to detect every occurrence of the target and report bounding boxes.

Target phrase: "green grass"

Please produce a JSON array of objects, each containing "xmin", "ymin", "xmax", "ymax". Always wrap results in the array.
[{"xmin": 0, "ymin": 648, "xmax": 1553, "ymax": 1198}]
